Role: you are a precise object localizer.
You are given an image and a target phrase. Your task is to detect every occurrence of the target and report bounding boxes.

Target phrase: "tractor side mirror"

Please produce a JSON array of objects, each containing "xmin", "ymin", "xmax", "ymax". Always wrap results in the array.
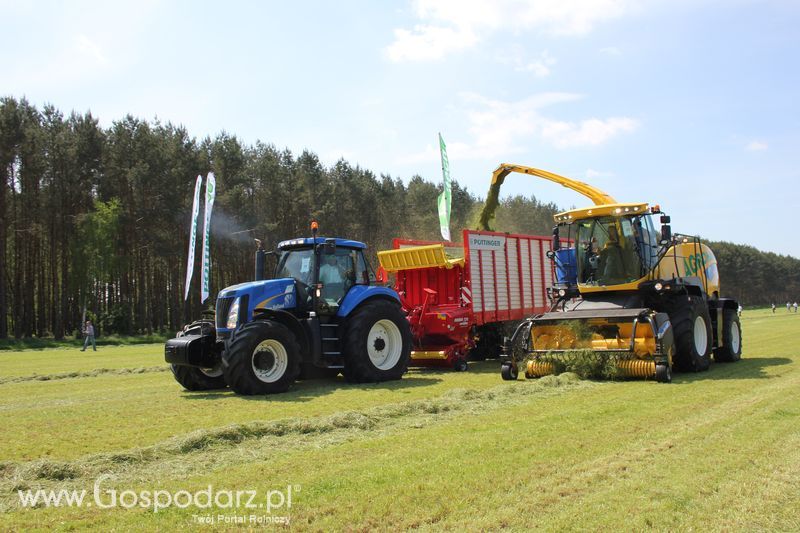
[
  {"xmin": 660, "ymin": 215, "xmax": 671, "ymax": 224},
  {"xmin": 324, "ymin": 238, "xmax": 336, "ymax": 254},
  {"xmin": 552, "ymin": 226, "xmax": 561, "ymax": 251}
]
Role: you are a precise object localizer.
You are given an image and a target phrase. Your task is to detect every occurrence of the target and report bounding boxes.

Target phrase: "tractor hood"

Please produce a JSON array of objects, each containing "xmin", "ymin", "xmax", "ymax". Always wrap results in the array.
[{"xmin": 217, "ymin": 278, "xmax": 298, "ymax": 318}]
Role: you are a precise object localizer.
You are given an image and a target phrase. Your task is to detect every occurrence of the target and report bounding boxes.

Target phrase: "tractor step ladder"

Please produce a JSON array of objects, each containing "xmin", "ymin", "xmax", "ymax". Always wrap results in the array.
[{"xmin": 320, "ymin": 322, "xmax": 344, "ymax": 368}]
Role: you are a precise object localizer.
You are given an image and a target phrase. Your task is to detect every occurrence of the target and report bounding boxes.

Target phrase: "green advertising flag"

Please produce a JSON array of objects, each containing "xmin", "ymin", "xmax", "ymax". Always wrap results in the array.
[
  {"xmin": 184, "ymin": 175, "xmax": 203, "ymax": 301},
  {"xmin": 437, "ymin": 133, "xmax": 452, "ymax": 241},
  {"xmin": 200, "ymin": 172, "xmax": 216, "ymax": 303}
]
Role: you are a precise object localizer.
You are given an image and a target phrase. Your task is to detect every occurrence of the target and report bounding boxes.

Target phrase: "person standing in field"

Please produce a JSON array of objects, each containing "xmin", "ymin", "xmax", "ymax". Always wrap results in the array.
[
  {"xmin": 81, "ymin": 320, "xmax": 97, "ymax": 351},
  {"xmin": 737, "ymin": 304, "xmax": 742, "ymax": 317},
  {"xmin": 772, "ymin": 303, "xmax": 776, "ymax": 313},
  {"xmin": 794, "ymin": 302, "xmax": 798, "ymax": 313},
  {"xmin": 787, "ymin": 302, "xmax": 791, "ymax": 312}
]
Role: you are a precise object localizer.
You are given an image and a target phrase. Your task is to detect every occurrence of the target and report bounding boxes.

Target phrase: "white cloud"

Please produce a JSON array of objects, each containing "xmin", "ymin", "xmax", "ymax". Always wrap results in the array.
[
  {"xmin": 399, "ymin": 92, "xmax": 638, "ymax": 163},
  {"xmin": 541, "ymin": 117, "xmax": 639, "ymax": 148},
  {"xmin": 386, "ymin": 25, "xmax": 477, "ymax": 61},
  {"xmin": 745, "ymin": 140, "xmax": 768, "ymax": 151},
  {"xmin": 498, "ymin": 48, "xmax": 557, "ymax": 76},
  {"xmin": 387, "ymin": 0, "xmax": 633, "ymax": 62}
]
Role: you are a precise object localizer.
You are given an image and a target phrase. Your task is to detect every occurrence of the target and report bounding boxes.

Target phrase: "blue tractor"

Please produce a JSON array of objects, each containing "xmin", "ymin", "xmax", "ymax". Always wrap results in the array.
[{"xmin": 165, "ymin": 224, "xmax": 412, "ymax": 395}]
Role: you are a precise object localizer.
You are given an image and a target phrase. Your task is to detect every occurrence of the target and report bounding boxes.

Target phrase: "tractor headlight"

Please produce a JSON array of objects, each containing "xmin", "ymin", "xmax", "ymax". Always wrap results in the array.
[
  {"xmin": 654, "ymin": 282, "xmax": 664, "ymax": 292},
  {"xmin": 558, "ymin": 288, "xmax": 567, "ymax": 297},
  {"xmin": 226, "ymin": 297, "xmax": 240, "ymax": 329}
]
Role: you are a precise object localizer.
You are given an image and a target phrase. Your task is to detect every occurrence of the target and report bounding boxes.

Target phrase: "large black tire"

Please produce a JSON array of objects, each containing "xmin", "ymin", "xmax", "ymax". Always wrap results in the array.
[
  {"xmin": 342, "ymin": 299, "xmax": 412, "ymax": 383},
  {"xmin": 714, "ymin": 309, "xmax": 742, "ymax": 362},
  {"xmin": 222, "ymin": 321, "xmax": 301, "ymax": 395},
  {"xmin": 170, "ymin": 364, "xmax": 226, "ymax": 391},
  {"xmin": 170, "ymin": 321, "xmax": 226, "ymax": 391},
  {"xmin": 670, "ymin": 296, "xmax": 712, "ymax": 372}
]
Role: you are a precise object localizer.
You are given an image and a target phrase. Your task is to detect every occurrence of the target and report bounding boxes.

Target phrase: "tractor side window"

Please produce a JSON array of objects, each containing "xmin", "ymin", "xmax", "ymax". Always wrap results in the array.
[{"xmin": 355, "ymin": 251, "xmax": 372, "ymax": 285}]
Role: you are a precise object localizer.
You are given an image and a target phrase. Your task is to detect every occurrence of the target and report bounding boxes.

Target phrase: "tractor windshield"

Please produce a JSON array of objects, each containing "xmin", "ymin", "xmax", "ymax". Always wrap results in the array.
[
  {"xmin": 275, "ymin": 248, "xmax": 315, "ymax": 286},
  {"xmin": 575, "ymin": 214, "xmax": 657, "ymax": 286}
]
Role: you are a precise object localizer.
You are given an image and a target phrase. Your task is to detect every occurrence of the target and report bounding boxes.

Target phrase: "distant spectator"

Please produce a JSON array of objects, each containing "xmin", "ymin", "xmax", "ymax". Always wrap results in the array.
[
  {"xmin": 788, "ymin": 302, "xmax": 791, "ymax": 312},
  {"xmin": 772, "ymin": 303, "xmax": 776, "ymax": 313},
  {"xmin": 794, "ymin": 302, "xmax": 798, "ymax": 313},
  {"xmin": 737, "ymin": 304, "xmax": 742, "ymax": 317},
  {"xmin": 81, "ymin": 320, "xmax": 97, "ymax": 352}
]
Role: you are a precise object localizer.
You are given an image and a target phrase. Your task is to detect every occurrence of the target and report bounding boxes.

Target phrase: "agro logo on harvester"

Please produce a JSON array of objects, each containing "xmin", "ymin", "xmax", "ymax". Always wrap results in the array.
[{"xmin": 682, "ymin": 250, "xmax": 719, "ymax": 285}]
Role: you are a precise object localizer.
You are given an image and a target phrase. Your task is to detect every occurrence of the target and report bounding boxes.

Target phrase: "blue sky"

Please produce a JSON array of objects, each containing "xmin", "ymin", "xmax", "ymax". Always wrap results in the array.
[{"xmin": 2, "ymin": 0, "xmax": 798, "ymax": 256}]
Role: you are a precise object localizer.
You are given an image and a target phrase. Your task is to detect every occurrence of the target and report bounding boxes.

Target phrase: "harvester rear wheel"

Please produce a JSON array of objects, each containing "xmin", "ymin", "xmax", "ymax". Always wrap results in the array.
[
  {"xmin": 501, "ymin": 363, "xmax": 518, "ymax": 381},
  {"xmin": 454, "ymin": 359, "xmax": 468, "ymax": 372},
  {"xmin": 342, "ymin": 300, "xmax": 412, "ymax": 383},
  {"xmin": 670, "ymin": 296, "xmax": 712, "ymax": 372},
  {"xmin": 714, "ymin": 309, "xmax": 742, "ymax": 362},
  {"xmin": 222, "ymin": 320, "xmax": 300, "ymax": 395}
]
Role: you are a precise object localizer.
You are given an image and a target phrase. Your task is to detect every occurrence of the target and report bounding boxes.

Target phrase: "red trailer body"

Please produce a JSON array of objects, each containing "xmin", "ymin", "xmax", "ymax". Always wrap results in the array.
[{"xmin": 379, "ymin": 229, "xmax": 555, "ymax": 369}]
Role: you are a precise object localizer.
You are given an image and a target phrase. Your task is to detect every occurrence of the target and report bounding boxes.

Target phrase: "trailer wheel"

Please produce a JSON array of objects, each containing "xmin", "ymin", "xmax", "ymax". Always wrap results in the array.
[
  {"xmin": 501, "ymin": 363, "xmax": 518, "ymax": 381},
  {"xmin": 714, "ymin": 309, "xmax": 742, "ymax": 362},
  {"xmin": 454, "ymin": 359, "xmax": 468, "ymax": 372},
  {"xmin": 222, "ymin": 321, "xmax": 300, "ymax": 395},
  {"xmin": 342, "ymin": 300, "xmax": 411, "ymax": 383},
  {"xmin": 655, "ymin": 363, "xmax": 672, "ymax": 383},
  {"xmin": 169, "ymin": 322, "xmax": 226, "ymax": 391},
  {"xmin": 670, "ymin": 296, "xmax": 712, "ymax": 372}
]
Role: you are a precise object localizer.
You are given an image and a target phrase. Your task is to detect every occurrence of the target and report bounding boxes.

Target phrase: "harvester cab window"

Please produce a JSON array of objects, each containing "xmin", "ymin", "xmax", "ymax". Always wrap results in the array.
[{"xmin": 576, "ymin": 217, "xmax": 642, "ymax": 286}]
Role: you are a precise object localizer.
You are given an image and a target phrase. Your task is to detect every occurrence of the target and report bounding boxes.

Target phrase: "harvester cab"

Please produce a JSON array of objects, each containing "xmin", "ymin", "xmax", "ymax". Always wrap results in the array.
[
  {"xmin": 480, "ymin": 164, "xmax": 743, "ymax": 382},
  {"xmin": 165, "ymin": 222, "xmax": 412, "ymax": 395}
]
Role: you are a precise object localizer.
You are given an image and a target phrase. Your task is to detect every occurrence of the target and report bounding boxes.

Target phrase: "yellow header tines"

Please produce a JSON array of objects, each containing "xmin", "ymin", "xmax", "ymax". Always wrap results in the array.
[
  {"xmin": 554, "ymin": 203, "xmax": 650, "ymax": 222},
  {"xmin": 378, "ymin": 244, "xmax": 464, "ymax": 272}
]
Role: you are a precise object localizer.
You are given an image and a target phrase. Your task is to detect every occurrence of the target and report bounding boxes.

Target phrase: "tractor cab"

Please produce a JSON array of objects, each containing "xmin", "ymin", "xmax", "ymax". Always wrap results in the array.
[{"xmin": 275, "ymin": 237, "xmax": 375, "ymax": 314}]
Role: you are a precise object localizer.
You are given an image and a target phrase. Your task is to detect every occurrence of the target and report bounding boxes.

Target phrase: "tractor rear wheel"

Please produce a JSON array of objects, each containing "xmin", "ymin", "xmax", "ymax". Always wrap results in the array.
[
  {"xmin": 670, "ymin": 296, "xmax": 712, "ymax": 372},
  {"xmin": 714, "ymin": 309, "xmax": 742, "ymax": 362},
  {"xmin": 222, "ymin": 321, "xmax": 300, "ymax": 395},
  {"xmin": 342, "ymin": 300, "xmax": 411, "ymax": 383}
]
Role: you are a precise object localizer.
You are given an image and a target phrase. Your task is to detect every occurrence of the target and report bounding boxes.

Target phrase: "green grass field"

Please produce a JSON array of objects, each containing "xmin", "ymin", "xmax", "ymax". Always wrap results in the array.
[{"xmin": 1, "ymin": 308, "xmax": 799, "ymax": 531}]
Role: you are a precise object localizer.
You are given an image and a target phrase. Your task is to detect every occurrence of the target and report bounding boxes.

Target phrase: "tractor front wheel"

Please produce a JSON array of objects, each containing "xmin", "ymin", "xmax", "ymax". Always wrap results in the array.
[
  {"xmin": 222, "ymin": 321, "xmax": 300, "ymax": 395},
  {"xmin": 170, "ymin": 364, "xmax": 226, "ymax": 391},
  {"xmin": 169, "ymin": 321, "xmax": 226, "ymax": 391},
  {"xmin": 342, "ymin": 300, "xmax": 411, "ymax": 383}
]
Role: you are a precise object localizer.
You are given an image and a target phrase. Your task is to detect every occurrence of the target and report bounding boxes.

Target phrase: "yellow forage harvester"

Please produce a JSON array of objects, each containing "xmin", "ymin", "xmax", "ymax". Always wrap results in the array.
[{"xmin": 476, "ymin": 164, "xmax": 744, "ymax": 383}]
